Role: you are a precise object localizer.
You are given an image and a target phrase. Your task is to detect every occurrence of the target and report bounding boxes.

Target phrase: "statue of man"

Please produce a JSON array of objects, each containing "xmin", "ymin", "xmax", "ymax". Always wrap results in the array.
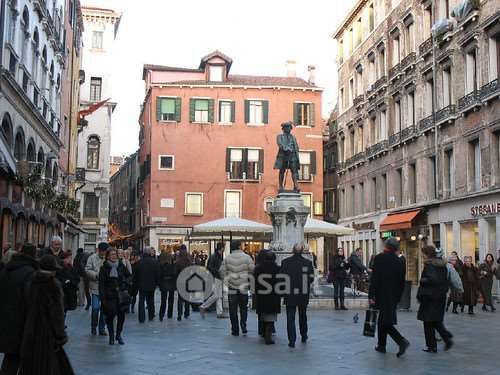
[{"xmin": 274, "ymin": 121, "xmax": 300, "ymax": 192}]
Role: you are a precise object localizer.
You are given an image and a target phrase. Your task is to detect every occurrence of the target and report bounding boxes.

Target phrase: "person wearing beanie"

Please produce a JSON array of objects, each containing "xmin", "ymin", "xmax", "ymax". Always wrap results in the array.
[{"xmin": 85, "ymin": 242, "xmax": 109, "ymax": 336}]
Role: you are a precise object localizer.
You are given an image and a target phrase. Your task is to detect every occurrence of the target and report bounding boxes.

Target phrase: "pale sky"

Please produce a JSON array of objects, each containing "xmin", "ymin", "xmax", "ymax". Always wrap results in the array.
[{"xmin": 82, "ymin": 0, "xmax": 356, "ymax": 156}]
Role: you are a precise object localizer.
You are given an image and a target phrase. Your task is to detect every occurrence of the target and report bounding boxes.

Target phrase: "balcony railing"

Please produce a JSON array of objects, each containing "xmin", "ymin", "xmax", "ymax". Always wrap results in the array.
[
  {"xmin": 401, "ymin": 125, "xmax": 416, "ymax": 140},
  {"xmin": 389, "ymin": 132, "xmax": 401, "ymax": 147},
  {"xmin": 435, "ymin": 105, "xmax": 456, "ymax": 124},
  {"xmin": 479, "ymin": 79, "xmax": 500, "ymax": 102},
  {"xmin": 374, "ymin": 76, "xmax": 387, "ymax": 91},
  {"xmin": 458, "ymin": 90, "xmax": 481, "ymax": 112},
  {"xmin": 401, "ymin": 52, "xmax": 416, "ymax": 71},
  {"xmin": 353, "ymin": 94, "xmax": 365, "ymax": 108},
  {"xmin": 389, "ymin": 64, "xmax": 401, "ymax": 81},
  {"xmin": 366, "ymin": 140, "xmax": 388, "ymax": 159},
  {"xmin": 419, "ymin": 37, "xmax": 433, "ymax": 56},
  {"xmin": 419, "ymin": 114, "xmax": 434, "ymax": 132}
]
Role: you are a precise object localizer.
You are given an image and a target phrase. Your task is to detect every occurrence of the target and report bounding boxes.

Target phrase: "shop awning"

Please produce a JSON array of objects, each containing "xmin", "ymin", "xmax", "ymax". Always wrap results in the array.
[{"xmin": 380, "ymin": 210, "xmax": 421, "ymax": 231}]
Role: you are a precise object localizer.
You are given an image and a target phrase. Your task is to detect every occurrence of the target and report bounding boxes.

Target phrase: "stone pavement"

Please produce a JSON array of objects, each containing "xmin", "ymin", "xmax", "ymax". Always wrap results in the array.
[{"xmin": 59, "ymin": 298, "xmax": 500, "ymax": 375}]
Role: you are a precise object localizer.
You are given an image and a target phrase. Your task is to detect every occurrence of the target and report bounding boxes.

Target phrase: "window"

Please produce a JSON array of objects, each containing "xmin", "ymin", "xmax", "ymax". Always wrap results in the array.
[
  {"xmin": 298, "ymin": 151, "xmax": 312, "ymax": 181},
  {"xmin": 209, "ymin": 66, "xmax": 224, "ymax": 82},
  {"xmin": 396, "ymin": 168, "xmax": 403, "ymax": 206},
  {"xmin": 444, "ymin": 148, "xmax": 455, "ymax": 196},
  {"xmin": 442, "ymin": 67, "xmax": 452, "ymax": 107},
  {"xmin": 89, "ymin": 77, "xmax": 102, "ymax": 102},
  {"xmin": 350, "ymin": 185, "xmax": 355, "ymax": 216},
  {"xmin": 92, "ymin": 31, "xmax": 103, "ymax": 49},
  {"xmin": 369, "ymin": 115, "xmax": 376, "ymax": 145},
  {"xmin": 350, "ymin": 130, "xmax": 355, "ymax": 156},
  {"xmin": 355, "ymin": 18, "xmax": 362, "ymax": 46},
  {"xmin": 301, "ymin": 193, "xmax": 312, "ymax": 214},
  {"xmin": 425, "ymin": 78, "xmax": 434, "ymax": 116},
  {"xmin": 159, "ymin": 155, "xmax": 174, "ymax": 170},
  {"xmin": 246, "ymin": 149, "xmax": 260, "ymax": 180},
  {"xmin": 185, "ymin": 193, "xmax": 203, "ymax": 215},
  {"xmin": 229, "ymin": 149, "xmax": 243, "ymax": 179},
  {"xmin": 83, "ymin": 193, "xmax": 99, "ymax": 218},
  {"xmin": 405, "ymin": 20, "xmax": 415, "ymax": 53},
  {"xmin": 379, "ymin": 110, "xmax": 387, "ymax": 140},
  {"xmin": 264, "ymin": 198, "xmax": 274, "ymax": 213},
  {"xmin": 194, "ymin": 99, "xmax": 209, "ymax": 123},
  {"xmin": 85, "ymin": 232, "xmax": 97, "ymax": 243},
  {"xmin": 429, "ymin": 156, "xmax": 437, "ymax": 199},
  {"xmin": 465, "ymin": 49, "xmax": 478, "ymax": 94},
  {"xmin": 372, "ymin": 177, "xmax": 378, "ymax": 211},
  {"xmin": 349, "ymin": 78, "xmax": 354, "ymax": 105},
  {"xmin": 394, "ymin": 99, "xmax": 401, "ymax": 132},
  {"xmin": 158, "ymin": 97, "xmax": 180, "ymax": 122},
  {"xmin": 225, "ymin": 190, "xmax": 241, "ymax": 218},
  {"xmin": 356, "ymin": 70, "xmax": 363, "ymax": 97},
  {"xmin": 339, "ymin": 188, "xmax": 345, "ymax": 218},
  {"xmin": 381, "ymin": 173, "xmax": 387, "ymax": 209},
  {"xmin": 219, "ymin": 101, "xmax": 234, "ymax": 123},
  {"xmin": 488, "ymin": 37, "xmax": 499, "ymax": 81},
  {"xmin": 407, "ymin": 91, "xmax": 415, "ymax": 127},
  {"xmin": 369, "ymin": 4, "xmax": 374, "ymax": 32},
  {"xmin": 379, "ymin": 49, "xmax": 386, "ymax": 77},
  {"xmin": 339, "ymin": 88, "xmax": 345, "ymax": 112},
  {"xmin": 469, "ymin": 140, "xmax": 481, "ymax": 191},
  {"xmin": 246, "ymin": 100, "xmax": 268, "ymax": 124},
  {"xmin": 294, "ymin": 103, "xmax": 314, "ymax": 126},
  {"xmin": 227, "ymin": 148, "xmax": 263, "ymax": 180},
  {"xmin": 86, "ymin": 136, "xmax": 100, "ymax": 169},
  {"xmin": 393, "ymin": 35, "xmax": 401, "ymax": 66},
  {"xmin": 338, "ymin": 39, "xmax": 344, "ymax": 64},
  {"xmin": 357, "ymin": 125, "xmax": 364, "ymax": 152},
  {"xmin": 368, "ymin": 55, "xmax": 376, "ymax": 84},
  {"xmin": 359, "ymin": 182, "xmax": 364, "ymax": 214},
  {"xmin": 409, "ymin": 163, "xmax": 416, "ymax": 204}
]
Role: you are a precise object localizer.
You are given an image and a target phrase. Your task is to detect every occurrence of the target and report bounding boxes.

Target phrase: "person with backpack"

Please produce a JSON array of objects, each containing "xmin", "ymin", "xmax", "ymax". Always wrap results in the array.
[{"xmin": 0, "ymin": 243, "xmax": 39, "ymax": 374}]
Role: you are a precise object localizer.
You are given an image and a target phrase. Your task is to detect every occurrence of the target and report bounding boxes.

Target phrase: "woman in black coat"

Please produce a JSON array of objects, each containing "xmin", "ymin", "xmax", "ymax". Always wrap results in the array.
[
  {"xmin": 59, "ymin": 251, "xmax": 80, "ymax": 313},
  {"xmin": 417, "ymin": 246, "xmax": 453, "ymax": 353},
  {"xmin": 99, "ymin": 248, "xmax": 131, "ymax": 345},
  {"xmin": 159, "ymin": 251, "xmax": 176, "ymax": 321},
  {"xmin": 479, "ymin": 254, "xmax": 497, "ymax": 312},
  {"xmin": 329, "ymin": 248, "xmax": 350, "ymax": 310},
  {"xmin": 462, "ymin": 256, "xmax": 480, "ymax": 315},
  {"xmin": 254, "ymin": 251, "xmax": 281, "ymax": 345}
]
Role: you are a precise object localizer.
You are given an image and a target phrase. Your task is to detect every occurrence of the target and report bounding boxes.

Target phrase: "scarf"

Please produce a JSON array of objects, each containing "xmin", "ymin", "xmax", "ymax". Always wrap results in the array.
[{"xmin": 107, "ymin": 260, "xmax": 119, "ymax": 278}]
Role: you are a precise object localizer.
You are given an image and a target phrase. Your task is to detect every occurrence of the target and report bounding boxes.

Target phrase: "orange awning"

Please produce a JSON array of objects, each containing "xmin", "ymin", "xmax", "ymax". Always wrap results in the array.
[{"xmin": 380, "ymin": 210, "xmax": 421, "ymax": 231}]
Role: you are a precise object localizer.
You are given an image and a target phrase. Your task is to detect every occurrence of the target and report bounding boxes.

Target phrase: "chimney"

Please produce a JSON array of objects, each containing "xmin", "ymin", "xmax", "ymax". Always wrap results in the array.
[
  {"xmin": 286, "ymin": 60, "xmax": 297, "ymax": 78},
  {"xmin": 308, "ymin": 65, "xmax": 316, "ymax": 85}
]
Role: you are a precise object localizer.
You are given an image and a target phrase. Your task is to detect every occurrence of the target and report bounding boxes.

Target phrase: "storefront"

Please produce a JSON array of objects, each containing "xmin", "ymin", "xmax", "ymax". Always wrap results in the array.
[{"xmin": 337, "ymin": 217, "xmax": 381, "ymax": 268}]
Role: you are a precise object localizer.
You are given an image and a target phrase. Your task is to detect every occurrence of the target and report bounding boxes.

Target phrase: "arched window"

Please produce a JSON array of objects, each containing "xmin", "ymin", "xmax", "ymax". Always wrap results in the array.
[
  {"xmin": 26, "ymin": 140, "xmax": 36, "ymax": 162},
  {"xmin": 44, "ymin": 159, "xmax": 51, "ymax": 180},
  {"xmin": 14, "ymin": 129, "xmax": 26, "ymax": 161},
  {"xmin": 56, "ymin": 74, "xmax": 61, "ymax": 115},
  {"xmin": 21, "ymin": 6, "xmax": 29, "ymax": 64},
  {"xmin": 41, "ymin": 46, "xmax": 47, "ymax": 91},
  {"xmin": 52, "ymin": 163, "xmax": 58, "ymax": 186},
  {"xmin": 1, "ymin": 113, "xmax": 14, "ymax": 149},
  {"xmin": 8, "ymin": 0, "xmax": 18, "ymax": 46},
  {"xmin": 49, "ymin": 61, "xmax": 54, "ymax": 106},
  {"xmin": 32, "ymin": 29, "xmax": 39, "ymax": 82},
  {"xmin": 87, "ymin": 135, "xmax": 100, "ymax": 169},
  {"xmin": 37, "ymin": 148, "xmax": 44, "ymax": 177}
]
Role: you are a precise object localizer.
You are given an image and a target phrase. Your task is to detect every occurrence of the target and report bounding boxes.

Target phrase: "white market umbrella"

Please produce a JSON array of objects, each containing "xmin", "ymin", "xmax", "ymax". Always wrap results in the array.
[
  {"xmin": 191, "ymin": 217, "xmax": 273, "ymax": 241},
  {"xmin": 304, "ymin": 217, "xmax": 355, "ymax": 237}
]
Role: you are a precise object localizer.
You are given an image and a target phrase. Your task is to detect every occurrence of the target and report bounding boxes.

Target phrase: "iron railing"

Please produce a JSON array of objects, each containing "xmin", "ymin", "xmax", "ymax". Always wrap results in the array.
[
  {"xmin": 419, "ymin": 114, "xmax": 434, "ymax": 132},
  {"xmin": 435, "ymin": 105, "xmax": 456, "ymax": 124}
]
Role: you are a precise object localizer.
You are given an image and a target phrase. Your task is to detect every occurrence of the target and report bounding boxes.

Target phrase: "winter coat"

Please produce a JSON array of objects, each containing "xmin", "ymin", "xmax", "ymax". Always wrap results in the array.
[
  {"xmin": 254, "ymin": 261, "xmax": 281, "ymax": 315},
  {"xmin": 462, "ymin": 264, "xmax": 480, "ymax": 306},
  {"xmin": 85, "ymin": 253, "xmax": 104, "ymax": 295},
  {"xmin": 349, "ymin": 253, "xmax": 366, "ymax": 275},
  {"xmin": 368, "ymin": 251, "xmax": 406, "ymax": 326},
  {"xmin": 0, "ymin": 254, "xmax": 38, "ymax": 354},
  {"xmin": 134, "ymin": 255, "xmax": 160, "ymax": 292},
  {"xmin": 20, "ymin": 270, "xmax": 70, "ymax": 375},
  {"xmin": 58, "ymin": 265, "xmax": 80, "ymax": 311},
  {"xmin": 39, "ymin": 248, "xmax": 64, "ymax": 265},
  {"xmin": 220, "ymin": 250, "xmax": 255, "ymax": 292},
  {"xmin": 417, "ymin": 258, "xmax": 449, "ymax": 322},
  {"xmin": 98, "ymin": 261, "xmax": 131, "ymax": 316},
  {"xmin": 160, "ymin": 259, "xmax": 177, "ymax": 292},
  {"xmin": 129, "ymin": 262, "xmax": 140, "ymax": 297},
  {"xmin": 280, "ymin": 253, "xmax": 315, "ymax": 307},
  {"xmin": 207, "ymin": 252, "xmax": 223, "ymax": 280},
  {"xmin": 330, "ymin": 254, "xmax": 350, "ymax": 281},
  {"xmin": 478, "ymin": 262, "xmax": 495, "ymax": 305}
]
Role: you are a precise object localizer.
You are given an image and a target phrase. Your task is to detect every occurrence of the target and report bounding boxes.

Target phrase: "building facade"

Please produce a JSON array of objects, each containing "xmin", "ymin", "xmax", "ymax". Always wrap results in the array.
[
  {"xmin": 333, "ymin": 0, "xmax": 500, "ymax": 283},
  {"xmin": 0, "ymin": 0, "xmax": 82, "ymax": 249},
  {"xmin": 138, "ymin": 51, "xmax": 325, "ymax": 267},
  {"xmin": 76, "ymin": 5, "xmax": 120, "ymax": 252}
]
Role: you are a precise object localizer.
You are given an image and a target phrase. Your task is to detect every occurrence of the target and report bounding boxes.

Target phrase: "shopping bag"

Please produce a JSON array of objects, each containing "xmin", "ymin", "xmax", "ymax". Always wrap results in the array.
[{"xmin": 363, "ymin": 308, "xmax": 378, "ymax": 337}]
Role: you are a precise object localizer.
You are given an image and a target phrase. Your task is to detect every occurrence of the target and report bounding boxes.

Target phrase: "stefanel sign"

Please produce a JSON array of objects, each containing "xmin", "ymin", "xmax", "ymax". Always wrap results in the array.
[{"xmin": 470, "ymin": 203, "xmax": 500, "ymax": 217}]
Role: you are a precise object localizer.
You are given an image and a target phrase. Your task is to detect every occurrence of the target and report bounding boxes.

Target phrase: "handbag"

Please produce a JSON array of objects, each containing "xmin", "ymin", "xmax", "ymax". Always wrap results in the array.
[
  {"xmin": 363, "ymin": 308, "xmax": 378, "ymax": 337},
  {"xmin": 118, "ymin": 289, "xmax": 131, "ymax": 311}
]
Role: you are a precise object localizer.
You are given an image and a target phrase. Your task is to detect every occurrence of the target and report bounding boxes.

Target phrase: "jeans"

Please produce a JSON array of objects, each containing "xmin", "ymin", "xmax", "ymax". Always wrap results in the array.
[
  {"xmin": 106, "ymin": 309, "xmax": 125, "ymax": 338},
  {"xmin": 228, "ymin": 290, "xmax": 248, "ymax": 334},
  {"xmin": 333, "ymin": 279, "xmax": 346, "ymax": 300},
  {"xmin": 177, "ymin": 293, "xmax": 190, "ymax": 318},
  {"xmin": 286, "ymin": 305, "xmax": 308, "ymax": 344},
  {"xmin": 423, "ymin": 321, "xmax": 452, "ymax": 349},
  {"xmin": 200, "ymin": 278, "xmax": 224, "ymax": 315},
  {"xmin": 138, "ymin": 290, "xmax": 155, "ymax": 322},
  {"xmin": 91, "ymin": 294, "xmax": 106, "ymax": 332},
  {"xmin": 159, "ymin": 290, "xmax": 175, "ymax": 319},
  {"xmin": 0, "ymin": 353, "xmax": 20, "ymax": 375}
]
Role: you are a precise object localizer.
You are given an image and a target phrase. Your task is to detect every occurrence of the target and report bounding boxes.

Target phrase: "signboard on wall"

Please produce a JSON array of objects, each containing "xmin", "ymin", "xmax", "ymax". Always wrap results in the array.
[
  {"xmin": 381, "ymin": 231, "xmax": 396, "ymax": 239},
  {"xmin": 470, "ymin": 203, "xmax": 500, "ymax": 217}
]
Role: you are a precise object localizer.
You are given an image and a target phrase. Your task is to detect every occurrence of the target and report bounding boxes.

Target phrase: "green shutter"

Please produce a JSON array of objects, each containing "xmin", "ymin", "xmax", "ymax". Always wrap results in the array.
[
  {"xmin": 218, "ymin": 101, "xmax": 222, "ymax": 122},
  {"xmin": 244, "ymin": 100, "xmax": 250, "ymax": 123},
  {"xmin": 310, "ymin": 151, "xmax": 317, "ymax": 175},
  {"xmin": 293, "ymin": 103, "xmax": 298, "ymax": 125},
  {"xmin": 309, "ymin": 103, "xmax": 315, "ymax": 127},
  {"xmin": 189, "ymin": 98, "xmax": 195, "ymax": 123},
  {"xmin": 242, "ymin": 148, "xmax": 248, "ymax": 177},
  {"xmin": 225, "ymin": 148, "xmax": 231, "ymax": 172},
  {"xmin": 156, "ymin": 97, "xmax": 162, "ymax": 121},
  {"xmin": 258, "ymin": 149, "xmax": 264, "ymax": 174},
  {"xmin": 208, "ymin": 99, "xmax": 215, "ymax": 123},
  {"xmin": 230, "ymin": 101, "xmax": 235, "ymax": 123},
  {"xmin": 175, "ymin": 97, "xmax": 181, "ymax": 122},
  {"xmin": 262, "ymin": 100, "xmax": 269, "ymax": 124}
]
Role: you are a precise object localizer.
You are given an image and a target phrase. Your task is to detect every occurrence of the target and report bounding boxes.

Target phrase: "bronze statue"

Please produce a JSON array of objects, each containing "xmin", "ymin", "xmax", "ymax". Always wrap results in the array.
[{"xmin": 274, "ymin": 121, "xmax": 300, "ymax": 192}]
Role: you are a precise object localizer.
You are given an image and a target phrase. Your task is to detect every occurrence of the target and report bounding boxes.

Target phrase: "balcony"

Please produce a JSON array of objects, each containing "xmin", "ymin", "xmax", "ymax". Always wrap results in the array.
[
  {"xmin": 401, "ymin": 52, "xmax": 416, "ymax": 72},
  {"xmin": 335, "ymin": 161, "xmax": 346, "ymax": 172},
  {"xmin": 389, "ymin": 64, "xmax": 401, "ymax": 81},
  {"xmin": 458, "ymin": 90, "xmax": 481, "ymax": 113},
  {"xmin": 401, "ymin": 125, "xmax": 417, "ymax": 141},
  {"xmin": 353, "ymin": 94, "xmax": 365, "ymax": 109},
  {"xmin": 419, "ymin": 114, "xmax": 434, "ymax": 133},
  {"xmin": 346, "ymin": 152, "xmax": 366, "ymax": 169},
  {"xmin": 479, "ymin": 79, "xmax": 500, "ymax": 103},
  {"xmin": 366, "ymin": 140, "xmax": 388, "ymax": 159},
  {"xmin": 435, "ymin": 105, "xmax": 457, "ymax": 125},
  {"xmin": 374, "ymin": 76, "xmax": 387, "ymax": 92},
  {"xmin": 389, "ymin": 132, "xmax": 401, "ymax": 147},
  {"xmin": 419, "ymin": 37, "xmax": 433, "ymax": 57}
]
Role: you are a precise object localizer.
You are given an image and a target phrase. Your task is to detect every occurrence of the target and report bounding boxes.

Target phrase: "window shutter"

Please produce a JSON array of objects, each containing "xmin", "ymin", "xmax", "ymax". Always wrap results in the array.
[
  {"xmin": 293, "ymin": 103, "xmax": 298, "ymax": 125},
  {"xmin": 225, "ymin": 148, "xmax": 231, "ymax": 172},
  {"xmin": 230, "ymin": 101, "xmax": 235, "ymax": 123},
  {"xmin": 309, "ymin": 103, "xmax": 315, "ymax": 127},
  {"xmin": 244, "ymin": 100, "xmax": 250, "ymax": 123},
  {"xmin": 175, "ymin": 97, "xmax": 181, "ymax": 122},
  {"xmin": 310, "ymin": 151, "xmax": 317, "ymax": 175},
  {"xmin": 262, "ymin": 100, "xmax": 269, "ymax": 124},
  {"xmin": 189, "ymin": 98, "xmax": 195, "ymax": 123},
  {"xmin": 156, "ymin": 97, "xmax": 162, "ymax": 121},
  {"xmin": 258, "ymin": 149, "xmax": 264, "ymax": 174},
  {"xmin": 218, "ymin": 100, "xmax": 222, "ymax": 122},
  {"xmin": 208, "ymin": 99, "xmax": 215, "ymax": 123},
  {"xmin": 242, "ymin": 148, "xmax": 249, "ymax": 177}
]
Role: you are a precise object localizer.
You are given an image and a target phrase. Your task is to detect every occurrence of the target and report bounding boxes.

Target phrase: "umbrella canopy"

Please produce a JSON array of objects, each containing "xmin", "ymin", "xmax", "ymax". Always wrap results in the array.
[
  {"xmin": 304, "ymin": 217, "xmax": 354, "ymax": 237},
  {"xmin": 191, "ymin": 217, "xmax": 273, "ymax": 239}
]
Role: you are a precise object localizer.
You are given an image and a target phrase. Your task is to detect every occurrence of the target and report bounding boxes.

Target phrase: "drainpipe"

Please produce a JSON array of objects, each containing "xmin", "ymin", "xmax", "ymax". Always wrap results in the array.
[{"xmin": 431, "ymin": 0, "xmax": 440, "ymax": 201}]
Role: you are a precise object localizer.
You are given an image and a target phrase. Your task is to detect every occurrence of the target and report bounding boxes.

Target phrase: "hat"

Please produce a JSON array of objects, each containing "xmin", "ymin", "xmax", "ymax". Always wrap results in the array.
[
  {"xmin": 39, "ymin": 255, "xmax": 62, "ymax": 271},
  {"xmin": 385, "ymin": 237, "xmax": 400, "ymax": 252},
  {"xmin": 97, "ymin": 242, "xmax": 110, "ymax": 252}
]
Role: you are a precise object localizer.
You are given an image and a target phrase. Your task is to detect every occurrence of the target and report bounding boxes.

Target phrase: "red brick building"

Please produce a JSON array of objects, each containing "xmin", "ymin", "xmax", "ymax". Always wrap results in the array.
[{"xmin": 138, "ymin": 51, "xmax": 324, "ymax": 263}]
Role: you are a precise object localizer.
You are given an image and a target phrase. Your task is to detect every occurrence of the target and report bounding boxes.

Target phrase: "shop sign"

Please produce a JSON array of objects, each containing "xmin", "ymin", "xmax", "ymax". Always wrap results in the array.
[
  {"xmin": 381, "ymin": 231, "xmax": 396, "ymax": 239},
  {"xmin": 352, "ymin": 221, "xmax": 375, "ymax": 230},
  {"xmin": 470, "ymin": 203, "xmax": 500, "ymax": 217}
]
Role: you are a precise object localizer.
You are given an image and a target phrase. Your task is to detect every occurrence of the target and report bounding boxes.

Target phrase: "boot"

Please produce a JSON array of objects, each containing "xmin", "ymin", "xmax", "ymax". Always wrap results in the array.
[
  {"xmin": 490, "ymin": 304, "xmax": 496, "ymax": 312},
  {"xmin": 334, "ymin": 299, "xmax": 340, "ymax": 310},
  {"xmin": 264, "ymin": 323, "xmax": 274, "ymax": 345},
  {"xmin": 340, "ymin": 298, "xmax": 348, "ymax": 310},
  {"xmin": 116, "ymin": 335, "xmax": 125, "ymax": 345},
  {"xmin": 108, "ymin": 325, "xmax": 115, "ymax": 345}
]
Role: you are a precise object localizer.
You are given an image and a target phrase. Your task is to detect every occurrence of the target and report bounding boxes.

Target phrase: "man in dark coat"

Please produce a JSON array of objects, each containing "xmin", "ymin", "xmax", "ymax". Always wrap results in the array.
[
  {"xmin": 134, "ymin": 246, "xmax": 160, "ymax": 323},
  {"xmin": 39, "ymin": 235, "xmax": 64, "ymax": 264},
  {"xmin": 200, "ymin": 242, "xmax": 225, "ymax": 317},
  {"xmin": 368, "ymin": 237, "xmax": 409, "ymax": 357},
  {"xmin": 280, "ymin": 243, "xmax": 315, "ymax": 348},
  {"xmin": 0, "ymin": 244, "xmax": 39, "ymax": 374}
]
